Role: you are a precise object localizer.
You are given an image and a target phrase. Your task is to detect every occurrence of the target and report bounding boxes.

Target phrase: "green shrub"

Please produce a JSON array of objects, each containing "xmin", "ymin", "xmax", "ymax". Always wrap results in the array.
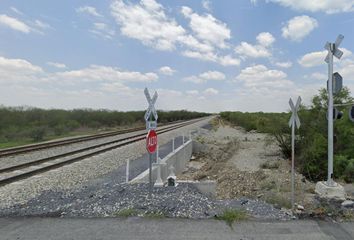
[
  {"xmin": 215, "ymin": 209, "xmax": 247, "ymax": 226},
  {"xmin": 53, "ymin": 124, "xmax": 67, "ymax": 136},
  {"xmin": 220, "ymin": 87, "xmax": 354, "ymax": 183},
  {"xmin": 115, "ymin": 208, "xmax": 137, "ymax": 217},
  {"xmin": 30, "ymin": 127, "xmax": 47, "ymax": 142}
]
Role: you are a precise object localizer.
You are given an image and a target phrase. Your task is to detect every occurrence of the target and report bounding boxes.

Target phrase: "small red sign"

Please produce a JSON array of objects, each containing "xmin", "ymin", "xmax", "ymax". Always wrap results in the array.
[{"xmin": 146, "ymin": 130, "xmax": 157, "ymax": 154}]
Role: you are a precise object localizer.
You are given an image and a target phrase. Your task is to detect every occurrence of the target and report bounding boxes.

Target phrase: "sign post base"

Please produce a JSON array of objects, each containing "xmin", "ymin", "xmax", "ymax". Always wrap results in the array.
[{"xmin": 315, "ymin": 181, "xmax": 346, "ymax": 201}]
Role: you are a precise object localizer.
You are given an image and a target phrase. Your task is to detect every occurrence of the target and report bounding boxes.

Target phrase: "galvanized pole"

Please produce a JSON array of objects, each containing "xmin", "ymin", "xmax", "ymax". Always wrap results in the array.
[
  {"xmin": 149, "ymin": 153, "xmax": 152, "ymax": 195},
  {"xmin": 126, "ymin": 159, "xmax": 130, "ymax": 183},
  {"xmin": 289, "ymin": 96, "xmax": 301, "ymax": 214},
  {"xmin": 156, "ymin": 144, "xmax": 159, "ymax": 161},
  {"xmin": 172, "ymin": 137, "xmax": 175, "ymax": 152},
  {"xmin": 327, "ymin": 43, "xmax": 334, "ymax": 186},
  {"xmin": 291, "ymin": 121, "xmax": 295, "ymax": 211},
  {"xmin": 149, "ymin": 115, "xmax": 153, "ymax": 196}
]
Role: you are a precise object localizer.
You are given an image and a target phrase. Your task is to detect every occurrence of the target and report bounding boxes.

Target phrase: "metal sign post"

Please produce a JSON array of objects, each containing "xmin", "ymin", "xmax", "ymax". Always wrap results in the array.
[
  {"xmin": 144, "ymin": 88, "xmax": 158, "ymax": 196},
  {"xmin": 289, "ymin": 96, "xmax": 301, "ymax": 212},
  {"xmin": 324, "ymin": 35, "xmax": 344, "ymax": 186},
  {"xmin": 146, "ymin": 129, "xmax": 157, "ymax": 194}
]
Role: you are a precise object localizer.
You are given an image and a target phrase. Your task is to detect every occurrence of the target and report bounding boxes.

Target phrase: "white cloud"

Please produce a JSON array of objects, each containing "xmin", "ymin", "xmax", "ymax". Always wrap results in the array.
[
  {"xmin": 111, "ymin": 0, "xmax": 185, "ymax": 51},
  {"xmin": 10, "ymin": 7, "xmax": 23, "ymax": 15},
  {"xmin": 0, "ymin": 56, "xmax": 44, "ymax": 83},
  {"xmin": 256, "ymin": 32, "xmax": 275, "ymax": 47},
  {"xmin": 0, "ymin": 56, "xmax": 42, "ymax": 73},
  {"xmin": 282, "ymin": 15, "xmax": 318, "ymax": 42},
  {"xmin": 0, "ymin": 55, "xmax": 158, "ymax": 86},
  {"xmin": 235, "ymin": 32, "xmax": 274, "ymax": 59},
  {"xmin": 76, "ymin": 6, "xmax": 103, "ymax": 17},
  {"xmin": 0, "ymin": 14, "xmax": 51, "ymax": 34},
  {"xmin": 181, "ymin": 6, "xmax": 230, "ymax": 49},
  {"xmin": 52, "ymin": 65, "xmax": 158, "ymax": 83},
  {"xmin": 184, "ymin": 70, "xmax": 225, "ymax": 84},
  {"xmin": 310, "ymin": 72, "xmax": 327, "ymax": 80},
  {"xmin": 0, "ymin": 14, "xmax": 31, "ymax": 33},
  {"xmin": 235, "ymin": 64, "xmax": 293, "ymax": 89},
  {"xmin": 90, "ymin": 22, "xmax": 115, "ymax": 39},
  {"xmin": 202, "ymin": 0, "xmax": 212, "ymax": 11},
  {"xmin": 182, "ymin": 50, "xmax": 216, "ymax": 62},
  {"xmin": 0, "ymin": 56, "xmax": 230, "ymax": 112},
  {"xmin": 298, "ymin": 50, "xmax": 326, "ymax": 67},
  {"xmin": 158, "ymin": 66, "xmax": 176, "ymax": 76},
  {"xmin": 186, "ymin": 90, "xmax": 199, "ymax": 95},
  {"xmin": 199, "ymin": 71, "xmax": 225, "ymax": 80},
  {"xmin": 178, "ymin": 35, "xmax": 214, "ymax": 53},
  {"xmin": 204, "ymin": 88, "xmax": 219, "ymax": 95},
  {"xmin": 100, "ymin": 82, "xmax": 132, "ymax": 93},
  {"xmin": 219, "ymin": 55, "xmax": 241, "ymax": 66},
  {"xmin": 183, "ymin": 76, "xmax": 203, "ymax": 84},
  {"xmin": 47, "ymin": 62, "xmax": 67, "ymax": 69},
  {"xmin": 235, "ymin": 42, "xmax": 271, "ymax": 58},
  {"xmin": 266, "ymin": 0, "xmax": 354, "ymax": 14},
  {"xmin": 274, "ymin": 61, "xmax": 292, "ymax": 68},
  {"xmin": 34, "ymin": 20, "xmax": 51, "ymax": 29},
  {"xmin": 338, "ymin": 59, "xmax": 354, "ymax": 83},
  {"xmin": 182, "ymin": 50, "xmax": 240, "ymax": 66},
  {"xmin": 298, "ymin": 48, "xmax": 352, "ymax": 67},
  {"xmin": 111, "ymin": 0, "xmax": 238, "ymax": 66}
]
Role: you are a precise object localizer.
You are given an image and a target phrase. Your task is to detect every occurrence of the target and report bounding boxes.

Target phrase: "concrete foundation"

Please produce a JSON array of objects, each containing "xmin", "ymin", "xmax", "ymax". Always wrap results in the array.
[
  {"xmin": 130, "ymin": 139, "xmax": 193, "ymax": 183},
  {"xmin": 315, "ymin": 181, "xmax": 346, "ymax": 201}
]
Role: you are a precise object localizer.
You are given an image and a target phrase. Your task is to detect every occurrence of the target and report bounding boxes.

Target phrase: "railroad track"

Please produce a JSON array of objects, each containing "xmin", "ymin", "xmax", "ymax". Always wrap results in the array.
[
  {"xmin": 0, "ymin": 118, "xmax": 204, "ymax": 186},
  {"xmin": 0, "ymin": 120, "xmax": 184, "ymax": 158}
]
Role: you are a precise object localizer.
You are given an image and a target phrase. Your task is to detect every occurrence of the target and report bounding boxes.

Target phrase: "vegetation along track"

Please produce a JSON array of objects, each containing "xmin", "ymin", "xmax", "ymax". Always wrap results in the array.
[
  {"xmin": 0, "ymin": 120, "xmax": 186, "ymax": 158},
  {"xmin": 0, "ymin": 118, "xmax": 204, "ymax": 186}
]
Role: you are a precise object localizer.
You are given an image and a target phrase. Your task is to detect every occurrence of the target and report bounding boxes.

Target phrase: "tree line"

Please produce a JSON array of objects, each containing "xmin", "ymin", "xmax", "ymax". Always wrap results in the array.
[
  {"xmin": 221, "ymin": 87, "xmax": 354, "ymax": 183},
  {"xmin": 0, "ymin": 107, "xmax": 209, "ymax": 146}
]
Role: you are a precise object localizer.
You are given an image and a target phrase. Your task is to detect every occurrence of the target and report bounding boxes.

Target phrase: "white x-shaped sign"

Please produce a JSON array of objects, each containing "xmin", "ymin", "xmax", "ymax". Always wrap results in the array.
[
  {"xmin": 289, "ymin": 96, "xmax": 301, "ymax": 129},
  {"xmin": 144, "ymin": 88, "xmax": 158, "ymax": 121},
  {"xmin": 324, "ymin": 34, "xmax": 344, "ymax": 63}
]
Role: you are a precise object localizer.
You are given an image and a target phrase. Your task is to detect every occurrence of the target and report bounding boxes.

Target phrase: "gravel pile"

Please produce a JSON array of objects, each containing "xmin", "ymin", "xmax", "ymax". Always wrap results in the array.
[
  {"xmin": 0, "ymin": 182, "xmax": 290, "ymax": 220},
  {"xmin": 0, "ymin": 183, "xmax": 216, "ymax": 218},
  {"xmin": 216, "ymin": 199, "xmax": 291, "ymax": 220}
]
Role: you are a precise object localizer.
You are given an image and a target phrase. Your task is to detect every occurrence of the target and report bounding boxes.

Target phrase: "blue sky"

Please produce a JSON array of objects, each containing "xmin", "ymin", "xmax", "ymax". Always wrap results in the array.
[{"xmin": 0, "ymin": 0, "xmax": 353, "ymax": 112}]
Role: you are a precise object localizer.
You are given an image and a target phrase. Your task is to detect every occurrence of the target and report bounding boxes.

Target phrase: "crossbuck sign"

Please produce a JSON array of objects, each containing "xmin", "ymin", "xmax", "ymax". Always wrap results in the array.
[
  {"xmin": 144, "ymin": 88, "xmax": 158, "ymax": 130},
  {"xmin": 289, "ymin": 96, "xmax": 301, "ymax": 212},
  {"xmin": 289, "ymin": 97, "xmax": 301, "ymax": 129}
]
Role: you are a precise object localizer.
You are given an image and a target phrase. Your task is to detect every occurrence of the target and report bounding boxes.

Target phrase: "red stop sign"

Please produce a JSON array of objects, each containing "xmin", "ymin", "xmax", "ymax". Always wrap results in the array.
[{"xmin": 146, "ymin": 130, "xmax": 157, "ymax": 153}]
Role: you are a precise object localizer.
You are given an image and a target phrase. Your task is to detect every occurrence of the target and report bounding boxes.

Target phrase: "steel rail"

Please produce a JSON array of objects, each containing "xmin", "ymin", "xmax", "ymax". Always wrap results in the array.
[
  {"xmin": 0, "ymin": 119, "xmax": 201, "ymax": 186},
  {"xmin": 0, "ymin": 120, "xmax": 189, "ymax": 157}
]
